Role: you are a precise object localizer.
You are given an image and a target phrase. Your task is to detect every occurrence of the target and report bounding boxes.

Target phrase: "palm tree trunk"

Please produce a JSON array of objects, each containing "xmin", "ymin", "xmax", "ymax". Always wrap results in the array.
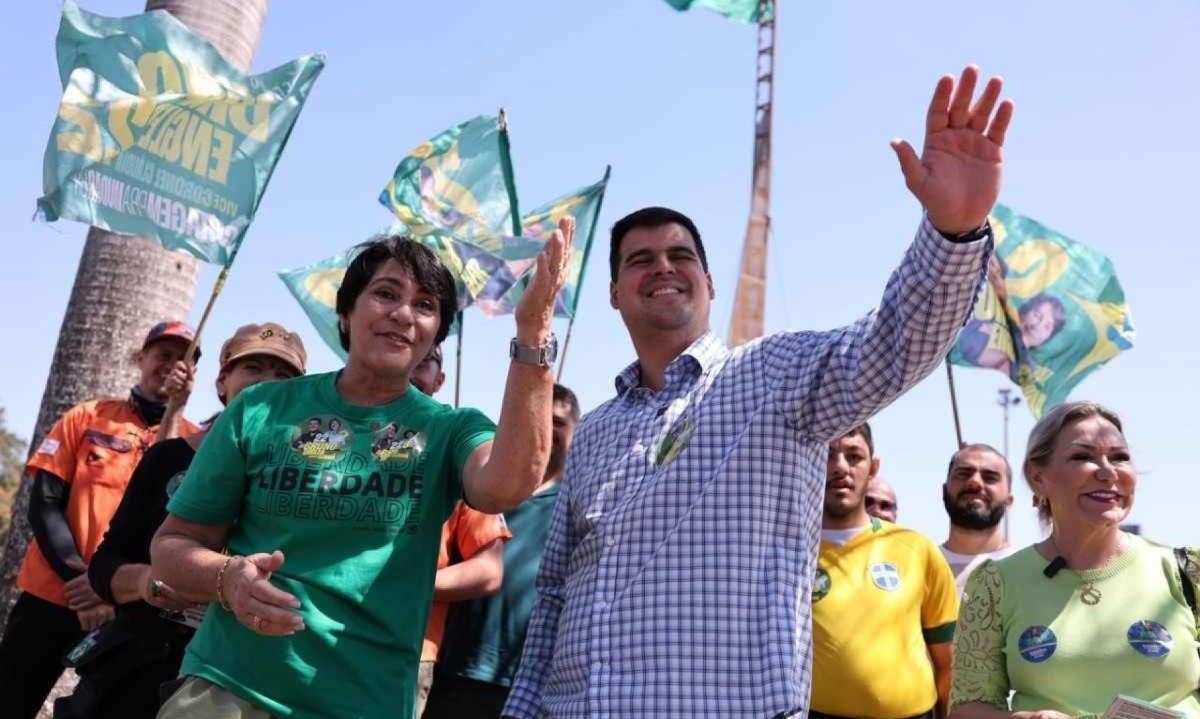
[{"xmin": 0, "ymin": 0, "xmax": 270, "ymax": 637}]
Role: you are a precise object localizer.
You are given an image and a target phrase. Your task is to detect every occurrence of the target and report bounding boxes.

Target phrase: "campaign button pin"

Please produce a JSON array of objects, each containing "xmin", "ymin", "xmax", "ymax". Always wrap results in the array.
[
  {"xmin": 1018, "ymin": 625, "xmax": 1057, "ymax": 663},
  {"xmin": 1127, "ymin": 620, "xmax": 1173, "ymax": 659}
]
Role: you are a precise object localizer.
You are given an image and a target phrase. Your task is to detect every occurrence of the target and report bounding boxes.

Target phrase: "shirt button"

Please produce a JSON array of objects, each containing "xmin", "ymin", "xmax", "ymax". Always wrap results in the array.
[{"xmin": 605, "ymin": 536, "xmax": 617, "ymax": 547}]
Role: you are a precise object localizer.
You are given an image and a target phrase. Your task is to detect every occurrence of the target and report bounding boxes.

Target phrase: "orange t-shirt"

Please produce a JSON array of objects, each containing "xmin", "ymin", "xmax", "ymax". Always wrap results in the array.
[
  {"xmin": 421, "ymin": 501, "xmax": 511, "ymax": 661},
  {"xmin": 19, "ymin": 397, "xmax": 198, "ymax": 606}
]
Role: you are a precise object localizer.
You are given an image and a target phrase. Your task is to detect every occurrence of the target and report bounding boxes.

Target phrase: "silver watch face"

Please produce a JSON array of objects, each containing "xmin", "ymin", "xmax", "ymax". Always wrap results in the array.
[{"xmin": 511, "ymin": 334, "xmax": 558, "ymax": 367}]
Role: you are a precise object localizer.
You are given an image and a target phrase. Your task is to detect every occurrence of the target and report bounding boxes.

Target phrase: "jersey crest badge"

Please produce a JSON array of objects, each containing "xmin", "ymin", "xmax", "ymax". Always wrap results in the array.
[{"xmin": 869, "ymin": 562, "xmax": 901, "ymax": 591}]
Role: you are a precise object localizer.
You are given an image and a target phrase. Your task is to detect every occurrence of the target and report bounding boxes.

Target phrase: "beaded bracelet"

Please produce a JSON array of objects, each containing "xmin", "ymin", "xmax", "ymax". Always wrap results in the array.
[{"xmin": 215, "ymin": 554, "xmax": 239, "ymax": 611}]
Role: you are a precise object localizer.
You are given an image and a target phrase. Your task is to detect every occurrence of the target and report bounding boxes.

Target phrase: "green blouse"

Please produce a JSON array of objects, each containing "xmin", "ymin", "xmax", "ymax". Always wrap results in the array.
[{"xmin": 951, "ymin": 537, "xmax": 1200, "ymax": 717}]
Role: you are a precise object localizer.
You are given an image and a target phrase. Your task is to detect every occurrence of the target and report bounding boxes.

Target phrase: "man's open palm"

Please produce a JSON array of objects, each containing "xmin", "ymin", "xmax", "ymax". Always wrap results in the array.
[{"xmin": 892, "ymin": 66, "xmax": 1014, "ymax": 236}]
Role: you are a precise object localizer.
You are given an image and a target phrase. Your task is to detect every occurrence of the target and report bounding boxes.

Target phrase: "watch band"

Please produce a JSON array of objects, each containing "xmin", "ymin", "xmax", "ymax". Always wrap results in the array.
[{"xmin": 939, "ymin": 221, "xmax": 991, "ymax": 244}]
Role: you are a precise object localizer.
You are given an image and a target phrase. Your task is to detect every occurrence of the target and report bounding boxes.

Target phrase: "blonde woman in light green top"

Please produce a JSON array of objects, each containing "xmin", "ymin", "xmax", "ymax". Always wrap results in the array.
[{"xmin": 950, "ymin": 401, "xmax": 1200, "ymax": 719}]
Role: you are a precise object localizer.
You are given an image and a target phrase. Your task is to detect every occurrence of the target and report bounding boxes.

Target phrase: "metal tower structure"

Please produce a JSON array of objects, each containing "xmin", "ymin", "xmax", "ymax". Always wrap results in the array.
[{"xmin": 728, "ymin": 0, "xmax": 776, "ymax": 346}]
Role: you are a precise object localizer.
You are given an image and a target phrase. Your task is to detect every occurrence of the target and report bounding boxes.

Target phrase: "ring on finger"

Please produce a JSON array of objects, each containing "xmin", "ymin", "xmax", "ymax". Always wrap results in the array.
[{"xmin": 149, "ymin": 579, "xmax": 164, "ymax": 598}]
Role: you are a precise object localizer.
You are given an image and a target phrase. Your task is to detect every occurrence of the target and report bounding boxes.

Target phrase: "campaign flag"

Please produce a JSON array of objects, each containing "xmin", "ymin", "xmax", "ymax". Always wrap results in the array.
[
  {"xmin": 661, "ymin": 0, "xmax": 772, "ymax": 23},
  {"xmin": 38, "ymin": 1, "xmax": 324, "ymax": 265},
  {"xmin": 949, "ymin": 204, "xmax": 1135, "ymax": 417},
  {"xmin": 492, "ymin": 168, "xmax": 610, "ymax": 318},
  {"xmin": 379, "ymin": 115, "xmax": 520, "ymax": 249}
]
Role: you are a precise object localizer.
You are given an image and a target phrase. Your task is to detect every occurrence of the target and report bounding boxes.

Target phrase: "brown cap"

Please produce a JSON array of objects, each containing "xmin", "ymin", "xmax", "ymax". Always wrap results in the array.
[{"xmin": 219, "ymin": 323, "xmax": 307, "ymax": 376}]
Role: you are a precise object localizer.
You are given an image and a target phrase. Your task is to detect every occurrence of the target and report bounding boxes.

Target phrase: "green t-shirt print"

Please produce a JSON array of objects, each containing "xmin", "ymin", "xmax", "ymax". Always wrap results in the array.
[{"xmin": 167, "ymin": 372, "xmax": 496, "ymax": 719}]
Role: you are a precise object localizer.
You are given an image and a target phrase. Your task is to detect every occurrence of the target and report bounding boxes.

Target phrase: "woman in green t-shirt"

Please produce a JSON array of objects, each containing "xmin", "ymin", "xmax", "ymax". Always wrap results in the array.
[
  {"xmin": 951, "ymin": 401, "xmax": 1200, "ymax": 719},
  {"xmin": 149, "ymin": 222, "xmax": 574, "ymax": 719}
]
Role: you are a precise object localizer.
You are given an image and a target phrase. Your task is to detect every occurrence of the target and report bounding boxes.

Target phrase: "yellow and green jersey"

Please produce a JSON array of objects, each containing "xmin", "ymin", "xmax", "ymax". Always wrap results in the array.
[{"xmin": 811, "ymin": 517, "xmax": 959, "ymax": 718}]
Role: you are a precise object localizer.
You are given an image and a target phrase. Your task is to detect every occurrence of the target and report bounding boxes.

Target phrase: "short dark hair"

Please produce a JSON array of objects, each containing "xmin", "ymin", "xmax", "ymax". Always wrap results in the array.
[
  {"xmin": 836, "ymin": 422, "xmax": 874, "ymax": 456},
  {"xmin": 553, "ymin": 383, "xmax": 581, "ymax": 421},
  {"xmin": 609, "ymin": 207, "xmax": 708, "ymax": 282},
  {"xmin": 946, "ymin": 443, "xmax": 1011, "ymax": 486},
  {"xmin": 336, "ymin": 236, "xmax": 458, "ymax": 349}
]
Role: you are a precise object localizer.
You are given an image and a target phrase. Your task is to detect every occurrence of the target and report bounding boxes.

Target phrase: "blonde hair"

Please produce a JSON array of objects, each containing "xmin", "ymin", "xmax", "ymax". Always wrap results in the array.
[{"xmin": 1022, "ymin": 401, "xmax": 1124, "ymax": 525}]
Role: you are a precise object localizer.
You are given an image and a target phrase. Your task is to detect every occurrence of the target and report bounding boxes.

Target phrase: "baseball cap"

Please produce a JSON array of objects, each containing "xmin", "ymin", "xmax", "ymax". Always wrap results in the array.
[
  {"xmin": 219, "ymin": 323, "xmax": 307, "ymax": 376},
  {"xmin": 142, "ymin": 321, "xmax": 200, "ymax": 360}
]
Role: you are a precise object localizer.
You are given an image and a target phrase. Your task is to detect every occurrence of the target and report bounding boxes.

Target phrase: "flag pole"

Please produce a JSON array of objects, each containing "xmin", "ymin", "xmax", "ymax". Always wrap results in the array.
[
  {"xmin": 453, "ymin": 311, "xmax": 464, "ymax": 408},
  {"xmin": 556, "ymin": 317, "xmax": 576, "ymax": 383},
  {"xmin": 497, "ymin": 105, "xmax": 533, "ymax": 391},
  {"xmin": 555, "ymin": 165, "xmax": 611, "ymax": 384},
  {"xmin": 946, "ymin": 362, "xmax": 964, "ymax": 448},
  {"xmin": 155, "ymin": 261, "xmax": 233, "ymax": 442}
]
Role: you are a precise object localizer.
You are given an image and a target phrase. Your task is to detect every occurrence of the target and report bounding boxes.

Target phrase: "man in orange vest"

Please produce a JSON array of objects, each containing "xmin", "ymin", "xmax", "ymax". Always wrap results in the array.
[{"xmin": 0, "ymin": 321, "xmax": 202, "ymax": 719}]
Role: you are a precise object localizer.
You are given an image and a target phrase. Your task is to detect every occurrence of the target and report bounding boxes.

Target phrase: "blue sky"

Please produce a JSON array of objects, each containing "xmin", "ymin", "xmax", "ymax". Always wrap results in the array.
[{"xmin": 1, "ymin": 1, "xmax": 1197, "ymax": 547}]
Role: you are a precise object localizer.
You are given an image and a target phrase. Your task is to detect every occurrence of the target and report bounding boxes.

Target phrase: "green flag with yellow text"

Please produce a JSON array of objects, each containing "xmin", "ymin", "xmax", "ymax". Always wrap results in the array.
[
  {"xmin": 38, "ymin": 2, "xmax": 324, "ymax": 265},
  {"xmin": 949, "ymin": 205, "xmax": 1135, "ymax": 417}
]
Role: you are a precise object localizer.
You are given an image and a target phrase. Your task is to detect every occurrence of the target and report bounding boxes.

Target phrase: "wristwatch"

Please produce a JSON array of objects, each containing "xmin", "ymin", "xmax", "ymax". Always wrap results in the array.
[{"xmin": 510, "ymin": 334, "xmax": 558, "ymax": 368}]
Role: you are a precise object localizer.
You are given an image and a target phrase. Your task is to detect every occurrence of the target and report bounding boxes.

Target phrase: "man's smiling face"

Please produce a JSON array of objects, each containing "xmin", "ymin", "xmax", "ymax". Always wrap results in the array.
[{"xmin": 609, "ymin": 222, "xmax": 714, "ymax": 341}]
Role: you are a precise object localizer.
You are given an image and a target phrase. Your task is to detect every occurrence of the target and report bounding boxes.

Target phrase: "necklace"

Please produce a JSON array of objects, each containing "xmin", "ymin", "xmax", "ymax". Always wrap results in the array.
[
  {"xmin": 1046, "ymin": 533, "xmax": 1127, "ymax": 607},
  {"xmin": 1079, "ymin": 581, "xmax": 1103, "ymax": 605}
]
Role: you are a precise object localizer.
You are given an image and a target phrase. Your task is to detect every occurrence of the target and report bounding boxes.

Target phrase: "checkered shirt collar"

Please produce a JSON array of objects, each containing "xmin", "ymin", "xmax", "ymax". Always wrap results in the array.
[{"xmin": 614, "ymin": 330, "xmax": 729, "ymax": 396}]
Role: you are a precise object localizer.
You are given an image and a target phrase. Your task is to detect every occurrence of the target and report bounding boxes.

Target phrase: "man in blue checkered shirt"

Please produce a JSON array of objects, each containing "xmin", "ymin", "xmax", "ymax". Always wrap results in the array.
[{"xmin": 504, "ymin": 66, "xmax": 1013, "ymax": 719}]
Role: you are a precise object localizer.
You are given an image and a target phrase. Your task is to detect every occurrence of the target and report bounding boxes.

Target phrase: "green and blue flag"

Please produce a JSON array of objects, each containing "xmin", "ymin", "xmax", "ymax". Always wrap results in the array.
[
  {"xmin": 378, "ymin": 114, "xmax": 520, "ymax": 248},
  {"xmin": 949, "ymin": 205, "xmax": 1135, "ymax": 417},
  {"xmin": 495, "ymin": 168, "xmax": 611, "ymax": 318}
]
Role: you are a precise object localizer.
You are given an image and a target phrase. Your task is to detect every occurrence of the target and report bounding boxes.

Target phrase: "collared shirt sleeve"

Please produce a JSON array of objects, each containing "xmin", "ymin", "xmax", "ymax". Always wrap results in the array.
[
  {"xmin": 922, "ymin": 539, "xmax": 960, "ymax": 644},
  {"xmin": 771, "ymin": 216, "xmax": 990, "ymax": 443},
  {"xmin": 503, "ymin": 474, "xmax": 575, "ymax": 718},
  {"xmin": 950, "ymin": 560, "xmax": 1010, "ymax": 710}
]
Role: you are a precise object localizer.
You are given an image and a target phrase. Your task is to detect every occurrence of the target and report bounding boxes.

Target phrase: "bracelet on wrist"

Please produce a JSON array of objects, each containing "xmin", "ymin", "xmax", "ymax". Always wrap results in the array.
[{"xmin": 216, "ymin": 554, "xmax": 239, "ymax": 611}]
